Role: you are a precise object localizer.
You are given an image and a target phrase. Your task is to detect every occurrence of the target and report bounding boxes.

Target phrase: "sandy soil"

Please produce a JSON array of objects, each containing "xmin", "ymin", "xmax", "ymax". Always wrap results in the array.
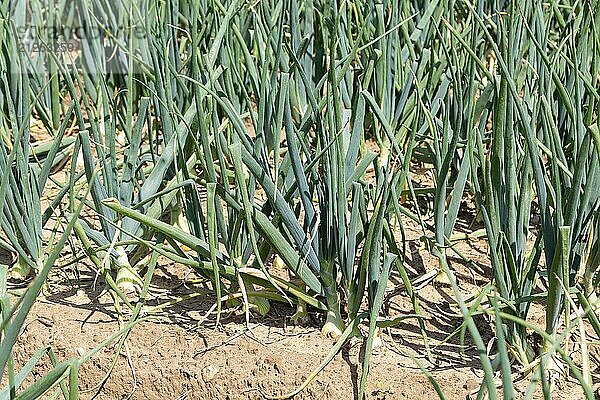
[{"xmin": 6, "ymin": 199, "xmax": 597, "ymax": 400}]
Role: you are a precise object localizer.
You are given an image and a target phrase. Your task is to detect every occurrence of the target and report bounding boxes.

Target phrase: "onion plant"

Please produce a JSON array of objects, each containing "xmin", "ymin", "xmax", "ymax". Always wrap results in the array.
[
  {"xmin": 470, "ymin": 5, "xmax": 540, "ymax": 364},
  {"xmin": 59, "ymin": 0, "xmax": 208, "ymax": 293},
  {"xmin": 412, "ymin": 3, "xmax": 484, "ymax": 286},
  {"xmin": 0, "ymin": 19, "xmax": 73, "ymax": 280},
  {"xmin": 0, "ymin": 7, "xmax": 82, "ymax": 398}
]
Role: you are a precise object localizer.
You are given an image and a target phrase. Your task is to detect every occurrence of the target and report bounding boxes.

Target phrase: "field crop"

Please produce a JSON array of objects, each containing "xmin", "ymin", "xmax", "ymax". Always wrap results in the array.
[{"xmin": 0, "ymin": 0, "xmax": 599, "ymax": 399}]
